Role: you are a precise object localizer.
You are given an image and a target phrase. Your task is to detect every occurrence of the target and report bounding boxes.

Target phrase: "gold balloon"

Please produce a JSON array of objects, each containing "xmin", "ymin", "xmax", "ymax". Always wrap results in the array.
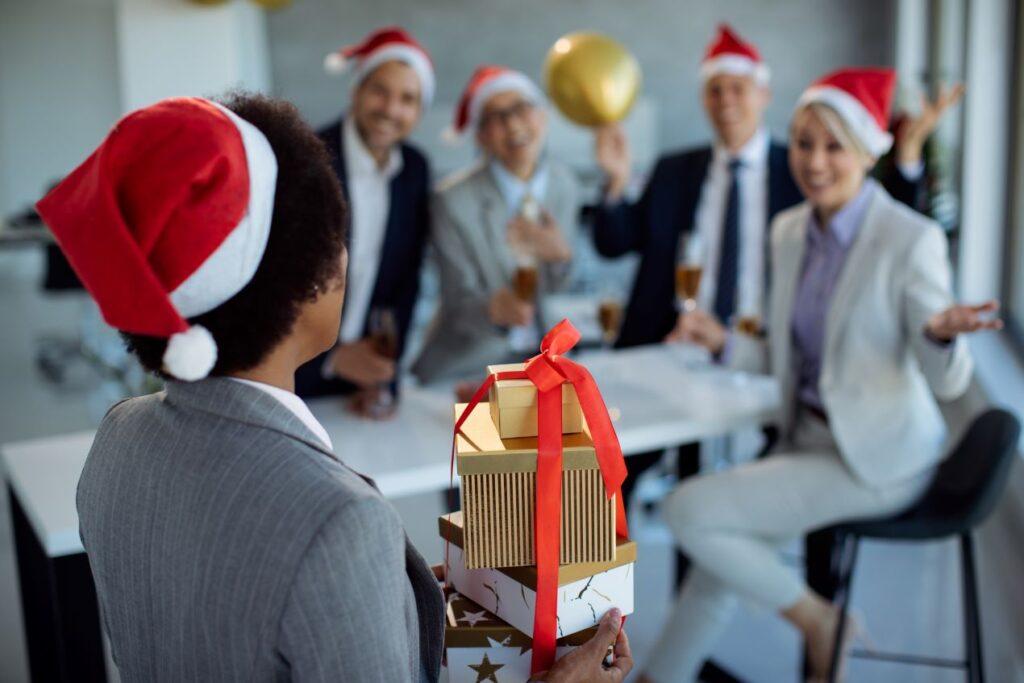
[
  {"xmin": 249, "ymin": 0, "xmax": 292, "ymax": 9},
  {"xmin": 543, "ymin": 32, "xmax": 641, "ymax": 127}
]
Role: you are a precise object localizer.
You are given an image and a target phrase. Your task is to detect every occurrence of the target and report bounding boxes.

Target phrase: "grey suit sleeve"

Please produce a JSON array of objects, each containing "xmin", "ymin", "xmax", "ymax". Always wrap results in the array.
[
  {"xmin": 903, "ymin": 226, "xmax": 973, "ymax": 400},
  {"xmin": 277, "ymin": 497, "xmax": 416, "ymax": 682},
  {"xmin": 430, "ymin": 192, "xmax": 494, "ymax": 337}
]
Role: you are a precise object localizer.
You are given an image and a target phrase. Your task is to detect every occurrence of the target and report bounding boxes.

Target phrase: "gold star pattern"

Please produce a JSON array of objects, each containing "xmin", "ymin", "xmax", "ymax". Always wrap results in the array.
[{"xmin": 468, "ymin": 652, "xmax": 504, "ymax": 682}]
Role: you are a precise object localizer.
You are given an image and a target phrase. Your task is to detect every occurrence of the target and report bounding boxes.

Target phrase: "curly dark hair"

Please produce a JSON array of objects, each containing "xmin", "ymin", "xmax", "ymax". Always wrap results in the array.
[{"xmin": 123, "ymin": 92, "xmax": 347, "ymax": 377}]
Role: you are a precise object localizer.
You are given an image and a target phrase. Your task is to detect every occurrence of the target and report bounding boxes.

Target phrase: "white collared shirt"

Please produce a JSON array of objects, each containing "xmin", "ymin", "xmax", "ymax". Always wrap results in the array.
[
  {"xmin": 338, "ymin": 117, "xmax": 403, "ymax": 343},
  {"xmin": 229, "ymin": 378, "xmax": 333, "ymax": 450},
  {"xmin": 489, "ymin": 159, "xmax": 550, "ymax": 217},
  {"xmin": 692, "ymin": 127, "xmax": 770, "ymax": 319}
]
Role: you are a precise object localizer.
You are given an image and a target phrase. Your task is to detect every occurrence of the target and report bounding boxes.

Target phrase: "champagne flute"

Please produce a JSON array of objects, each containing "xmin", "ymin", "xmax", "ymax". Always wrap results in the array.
[
  {"xmin": 675, "ymin": 231, "xmax": 705, "ymax": 314},
  {"xmin": 367, "ymin": 307, "xmax": 398, "ymax": 417},
  {"xmin": 596, "ymin": 282, "xmax": 624, "ymax": 350},
  {"xmin": 508, "ymin": 237, "xmax": 539, "ymax": 352}
]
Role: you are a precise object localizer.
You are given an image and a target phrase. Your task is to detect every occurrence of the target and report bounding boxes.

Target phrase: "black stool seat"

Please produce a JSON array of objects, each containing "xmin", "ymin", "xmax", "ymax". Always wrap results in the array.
[{"xmin": 827, "ymin": 408, "xmax": 1020, "ymax": 683}]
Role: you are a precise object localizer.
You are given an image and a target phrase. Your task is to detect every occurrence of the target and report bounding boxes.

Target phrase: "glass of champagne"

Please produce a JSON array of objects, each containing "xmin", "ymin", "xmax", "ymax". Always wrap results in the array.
[
  {"xmin": 597, "ymin": 287, "xmax": 623, "ymax": 350},
  {"xmin": 367, "ymin": 307, "xmax": 398, "ymax": 418},
  {"xmin": 675, "ymin": 231, "xmax": 705, "ymax": 314},
  {"xmin": 507, "ymin": 240, "xmax": 539, "ymax": 352}
]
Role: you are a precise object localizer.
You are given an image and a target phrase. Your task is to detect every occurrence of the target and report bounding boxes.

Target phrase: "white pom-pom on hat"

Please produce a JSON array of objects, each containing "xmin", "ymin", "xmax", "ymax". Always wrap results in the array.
[
  {"xmin": 162, "ymin": 325, "xmax": 218, "ymax": 381},
  {"xmin": 324, "ymin": 52, "xmax": 348, "ymax": 75}
]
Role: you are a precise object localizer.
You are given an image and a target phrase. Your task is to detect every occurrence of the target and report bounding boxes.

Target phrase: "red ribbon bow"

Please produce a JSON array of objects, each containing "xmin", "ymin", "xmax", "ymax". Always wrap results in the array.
[{"xmin": 449, "ymin": 319, "xmax": 628, "ymax": 673}]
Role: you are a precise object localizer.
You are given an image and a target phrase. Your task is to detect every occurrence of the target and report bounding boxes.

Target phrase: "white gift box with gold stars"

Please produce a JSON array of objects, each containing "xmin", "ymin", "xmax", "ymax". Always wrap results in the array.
[{"xmin": 443, "ymin": 587, "xmax": 596, "ymax": 683}]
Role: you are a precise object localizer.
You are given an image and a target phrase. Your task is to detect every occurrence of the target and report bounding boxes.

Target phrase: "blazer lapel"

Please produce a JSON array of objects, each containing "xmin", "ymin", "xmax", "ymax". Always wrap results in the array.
[
  {"xmin": 366, "ymin": 155, "xmax": 409, "ymax": 318},
  {"xmin": 770, "ymin": 204, "xmax": 810, "ymax": 403},
  {"xmin": 478, "ymin": 170, "xmax": 515, "ymax": 285},
  {"xmin": 823, "ymin": 189, "xmax": 888, "ymax": 364}
]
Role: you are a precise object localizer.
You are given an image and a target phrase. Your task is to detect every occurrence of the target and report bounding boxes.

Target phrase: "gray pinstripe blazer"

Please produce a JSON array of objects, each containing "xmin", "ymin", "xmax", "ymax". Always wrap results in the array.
[{"xmin": 77, "ymin": 378, "xmax": 444, "ymax": 682}]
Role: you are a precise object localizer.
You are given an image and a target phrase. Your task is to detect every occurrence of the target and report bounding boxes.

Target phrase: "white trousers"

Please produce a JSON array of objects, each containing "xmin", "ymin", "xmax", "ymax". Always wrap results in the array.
[{"xmin": 644, "ymin": 414, "xmax": 933, "ymax": 683}]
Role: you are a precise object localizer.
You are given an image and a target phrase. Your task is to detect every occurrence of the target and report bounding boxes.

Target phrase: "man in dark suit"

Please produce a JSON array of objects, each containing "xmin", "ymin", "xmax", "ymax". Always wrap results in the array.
[{"xmin": 295, "ymin": 27, "xmax": 433, "ymax": 412}]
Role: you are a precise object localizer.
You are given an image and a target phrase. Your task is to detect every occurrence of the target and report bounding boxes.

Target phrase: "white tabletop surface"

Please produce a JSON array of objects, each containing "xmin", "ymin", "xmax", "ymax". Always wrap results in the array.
[{"xmin": 2, "ymin": 344, "xmax": 779, "ymax": 558}]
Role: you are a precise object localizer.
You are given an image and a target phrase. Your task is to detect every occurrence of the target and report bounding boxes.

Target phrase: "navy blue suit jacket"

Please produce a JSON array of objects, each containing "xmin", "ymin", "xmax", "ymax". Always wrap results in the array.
[
  {"xmin": 294, "ymin": 118, "xmax": 430, "ymax": 398},
  {"xmin": 594, "ymin": 141, "xmax": 921, "ymax": 348}
]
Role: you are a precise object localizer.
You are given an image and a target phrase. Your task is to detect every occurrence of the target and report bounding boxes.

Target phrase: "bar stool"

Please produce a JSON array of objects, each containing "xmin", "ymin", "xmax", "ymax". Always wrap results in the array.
[{"xmin": 827, "ymin": 408, "xmax": 1021, "ymax": 683}]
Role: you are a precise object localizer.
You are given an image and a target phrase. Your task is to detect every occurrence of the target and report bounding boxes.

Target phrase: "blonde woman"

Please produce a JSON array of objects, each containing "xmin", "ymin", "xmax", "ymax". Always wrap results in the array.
[{"xmin": 642, "ymin": 68, "xmax": 1001, "ymax": 682}]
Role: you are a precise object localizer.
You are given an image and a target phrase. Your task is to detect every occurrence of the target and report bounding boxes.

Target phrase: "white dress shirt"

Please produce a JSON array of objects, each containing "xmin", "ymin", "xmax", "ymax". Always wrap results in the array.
[
  {"xmin": 229, "ymin": 378, "xmax": 333, "ymax": 450},
  {"xmin": 692, "ymin": 127, "xmax": 770, "ymax": 319},
  {"xmin": 338, "ymin": 117, "xmax": 403, "ymax": 343},
  {"xmin": 489, "ymin": 159, "xmax": 550, "ymax": 220}
]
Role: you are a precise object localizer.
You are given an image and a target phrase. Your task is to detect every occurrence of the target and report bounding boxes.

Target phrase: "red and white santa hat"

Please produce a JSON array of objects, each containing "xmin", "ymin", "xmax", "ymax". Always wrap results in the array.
[
  {"xmin": 796, "ymin": 67, "xmax": 896, "ymax": 157},
  {"xmin": 35, "ymin": 97, "xmax": 277, "ymax": 382},
  {"xmin": 446, "ymin": 64, "xmax": 544, "ymax": 140},
  {"xmin": 700, "ymin": 24, "xmax": 770, "ymax": 85},
  {"xmin": 323, "ymin": 26, "xmax": 435, "ymax": 106}
]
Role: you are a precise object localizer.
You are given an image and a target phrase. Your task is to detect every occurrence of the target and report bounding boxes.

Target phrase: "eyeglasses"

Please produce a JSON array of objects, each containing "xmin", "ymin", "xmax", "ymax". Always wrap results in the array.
[{"xmin": 479, "ymin": 100, "xmax": 535, "ymax": 129}]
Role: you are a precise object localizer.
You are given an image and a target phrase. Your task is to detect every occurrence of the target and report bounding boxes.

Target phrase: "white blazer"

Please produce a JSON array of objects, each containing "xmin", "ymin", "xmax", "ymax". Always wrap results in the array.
[{"xmin": 733, "ymin": 186, "xmax": 973, "ymax": 486}]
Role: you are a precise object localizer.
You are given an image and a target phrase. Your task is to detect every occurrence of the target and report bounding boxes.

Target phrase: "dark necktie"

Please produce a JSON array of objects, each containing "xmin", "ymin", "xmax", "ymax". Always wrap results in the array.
[{"xmin": 714, "ymin": 158, "xmax": 742, "ymax": 323}]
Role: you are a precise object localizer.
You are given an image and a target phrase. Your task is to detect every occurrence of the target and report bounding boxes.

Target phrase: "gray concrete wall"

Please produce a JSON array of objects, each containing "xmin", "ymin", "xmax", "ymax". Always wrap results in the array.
[{"xmin": 266, "ymin": 0, "xmax": 896, "ymax": 172}]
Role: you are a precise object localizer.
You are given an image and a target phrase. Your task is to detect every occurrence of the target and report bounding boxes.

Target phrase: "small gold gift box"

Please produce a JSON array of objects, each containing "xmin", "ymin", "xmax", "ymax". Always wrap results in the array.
[{"xmin": 486, "ymin": 363, "xmax": 584, "ymax": 439}]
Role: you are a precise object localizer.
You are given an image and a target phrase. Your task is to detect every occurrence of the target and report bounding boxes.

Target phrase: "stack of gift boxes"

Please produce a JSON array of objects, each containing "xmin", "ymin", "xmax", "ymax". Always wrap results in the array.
[{"xmin": 442, "ymin": 364, "xmax": 635, "ymax": 682}]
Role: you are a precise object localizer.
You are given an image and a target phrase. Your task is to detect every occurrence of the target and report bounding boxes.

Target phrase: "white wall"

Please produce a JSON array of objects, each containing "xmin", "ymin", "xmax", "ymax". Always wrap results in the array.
[
  {"xmin": 0, "ymin": 0, "xmax": 121, "ymax": 217},
  {"xmin": 115, "ymin": 0, "xmax": 271, "ymax": 112}
]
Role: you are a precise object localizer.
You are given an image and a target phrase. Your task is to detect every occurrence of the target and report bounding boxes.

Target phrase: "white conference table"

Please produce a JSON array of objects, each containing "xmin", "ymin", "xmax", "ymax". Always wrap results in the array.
[
  {"xmin": 318, "ymin": 343, "xmax": 780, "ymax": 498},
  {"xmin": 4, "ymin": 343, "xmax": 779, "ymax": 559},
  {"xmin": 2, "ymin": 343, "xmax": 778, "ymax": 682}
]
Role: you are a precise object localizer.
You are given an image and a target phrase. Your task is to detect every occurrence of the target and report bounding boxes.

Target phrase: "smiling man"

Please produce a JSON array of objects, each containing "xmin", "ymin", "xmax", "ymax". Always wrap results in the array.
[
  {"xmin": 413, "ymin": 65, "xmax": 579, "ymax": 383},
  {"xmin": 294, "ymin": 27, "xmax": 433, "ymax": 413}
]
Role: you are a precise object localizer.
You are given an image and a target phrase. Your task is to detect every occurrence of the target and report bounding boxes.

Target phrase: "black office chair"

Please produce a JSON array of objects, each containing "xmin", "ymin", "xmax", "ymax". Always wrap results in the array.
[{"xmin": 827, "ymin": 408, "xmax": 1021, "ymax": 683}]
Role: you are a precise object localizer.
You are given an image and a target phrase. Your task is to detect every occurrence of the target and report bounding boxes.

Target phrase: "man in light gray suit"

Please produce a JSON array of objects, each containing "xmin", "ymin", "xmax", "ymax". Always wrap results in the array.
[{"xmin": 414, "ymin": 66, "xmax": 581, "ymax": 383}]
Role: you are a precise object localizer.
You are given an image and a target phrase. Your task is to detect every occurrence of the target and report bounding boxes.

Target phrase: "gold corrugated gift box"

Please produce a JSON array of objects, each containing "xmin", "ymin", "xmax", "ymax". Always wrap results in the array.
[
  {"xmin": 454, "ymin": 401, "xmax": 616, "ymax": 569},
  {"xmin": 486, "ymin": 363, "xmax": 584, "ymax": 439}
]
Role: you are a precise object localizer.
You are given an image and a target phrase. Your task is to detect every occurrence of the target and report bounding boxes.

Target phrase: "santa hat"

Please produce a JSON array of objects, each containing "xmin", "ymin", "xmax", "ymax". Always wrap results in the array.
[
  {"xmin": 323, "ymin": 26, "xmax": 435, "ymax": 106},
  {"xmin": 445, "ymin": 64, "xmax": 544, "ymax": 140},
  {"xmin": 700, "ymin": 24, "xmax": 770, "ymax": 85},
  {"xmin": 796, "ymin": 67, "xmax": 896, "ymax": 157},
  {"xmin": 35, "ymin": 97, "xmax": 277, "ymax": 381}
]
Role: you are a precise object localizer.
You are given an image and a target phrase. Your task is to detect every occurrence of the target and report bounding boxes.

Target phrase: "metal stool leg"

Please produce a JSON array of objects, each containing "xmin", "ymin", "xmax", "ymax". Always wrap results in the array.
[
  {"xmin": 960, "ymin": 533, "xmax": 984, "ymax": 683},
  {"xmin": 828, "ymin": 533, "xmax": 859, "ymax": 683}
]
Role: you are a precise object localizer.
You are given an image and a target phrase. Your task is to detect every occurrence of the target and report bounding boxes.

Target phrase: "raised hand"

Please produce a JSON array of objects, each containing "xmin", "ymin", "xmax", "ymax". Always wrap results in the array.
[
  {"xmin": 926, "ymin": 299, "xmax": 1002, "ymax": 342},
  {"xmin": 895, "ymin": 83, "xmax": 965, "ymax": 167},
  {"xmin": 594, "ymin": 124, "xmax": 631, "ymax": 202}
]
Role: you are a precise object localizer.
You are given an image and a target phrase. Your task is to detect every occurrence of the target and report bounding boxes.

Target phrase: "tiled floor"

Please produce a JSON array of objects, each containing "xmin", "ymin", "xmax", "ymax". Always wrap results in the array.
[{"xmin": 0, "ymin": 249, "xmax": 1009, "ymax": 681}]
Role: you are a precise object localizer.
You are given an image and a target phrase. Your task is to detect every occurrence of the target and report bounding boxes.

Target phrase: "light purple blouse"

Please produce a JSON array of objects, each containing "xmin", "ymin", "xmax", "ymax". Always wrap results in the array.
[{"xmin": 791, "ymin": 179, "xmax": 877, "ymax": 410}]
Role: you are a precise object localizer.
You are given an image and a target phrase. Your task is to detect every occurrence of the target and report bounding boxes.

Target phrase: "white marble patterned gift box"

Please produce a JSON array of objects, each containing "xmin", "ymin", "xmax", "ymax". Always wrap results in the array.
[{"xmin": 440, "ymin": 512, "xmax": 635, "ymax": 639}]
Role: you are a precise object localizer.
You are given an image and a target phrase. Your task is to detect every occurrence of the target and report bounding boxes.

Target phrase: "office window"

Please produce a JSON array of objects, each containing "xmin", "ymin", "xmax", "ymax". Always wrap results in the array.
[{"xmin": 1006, "ymin": 4, "xmax": 1024, "ymax": 350}]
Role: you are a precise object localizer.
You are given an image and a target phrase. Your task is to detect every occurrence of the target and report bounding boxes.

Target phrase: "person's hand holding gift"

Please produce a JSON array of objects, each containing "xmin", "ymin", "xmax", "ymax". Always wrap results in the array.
[{"xmin": 528, "ymin": 608, "xmax": 634, "ymax": 683}]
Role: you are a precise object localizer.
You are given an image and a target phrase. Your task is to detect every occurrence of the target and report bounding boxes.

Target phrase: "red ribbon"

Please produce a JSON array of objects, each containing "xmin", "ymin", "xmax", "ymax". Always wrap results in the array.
[{"xmin": 448, "ymin": 319, "xmax": 628, "ymax": 673}]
